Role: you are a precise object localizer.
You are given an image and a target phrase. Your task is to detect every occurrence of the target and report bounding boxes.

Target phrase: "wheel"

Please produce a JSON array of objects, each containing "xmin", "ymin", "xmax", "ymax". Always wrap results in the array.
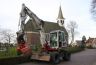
[
  {"xmin": 63, "ymin": 52, "xmax": 71, "ymax": 61},
  {"xmin": 51, "ymin": 53, "xmax": 60, "ymax": 64}
]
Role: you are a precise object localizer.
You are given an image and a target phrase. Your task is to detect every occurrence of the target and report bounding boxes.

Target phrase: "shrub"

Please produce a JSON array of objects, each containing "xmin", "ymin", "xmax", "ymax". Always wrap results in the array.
[
  {"xmin": 66, "ymin": 46, "xmax": 84, "ymax": 53},
  {"xmin": 86, "ymin": 45, "xmax": 94, "ymax": 49}
]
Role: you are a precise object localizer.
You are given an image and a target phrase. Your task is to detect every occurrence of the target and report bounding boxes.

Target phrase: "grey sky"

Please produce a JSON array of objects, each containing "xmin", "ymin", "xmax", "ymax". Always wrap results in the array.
[{"xmin": 0, "ymin": 0, "xmax": 96, "ymax": 40}]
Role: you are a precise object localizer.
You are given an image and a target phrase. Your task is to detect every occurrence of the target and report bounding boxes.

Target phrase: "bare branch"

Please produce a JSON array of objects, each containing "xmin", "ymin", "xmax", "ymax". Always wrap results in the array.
[
  {"xmin": 67, "ymin": 21, "xmax": 78, "ymax": 44},
  {"xmin": 0, "ymin": 29, "xmax": 15, "ymax": 43},
  {"xmin": 91, "ymin": 0, "xmax": 96, "ymax": 20}
]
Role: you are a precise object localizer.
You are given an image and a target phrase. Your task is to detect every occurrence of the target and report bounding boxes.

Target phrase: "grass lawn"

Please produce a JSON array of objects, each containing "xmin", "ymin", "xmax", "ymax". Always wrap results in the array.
[{"xmin": 0, "ymin": 47, "xmax": 18, "ymax": 59}]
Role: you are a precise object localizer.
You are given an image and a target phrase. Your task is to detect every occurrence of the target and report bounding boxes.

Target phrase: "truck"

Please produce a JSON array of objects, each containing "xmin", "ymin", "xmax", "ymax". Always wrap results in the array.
[{"xmin": 16, "ymin": 4, "xmax": 71, "ymax": 64}]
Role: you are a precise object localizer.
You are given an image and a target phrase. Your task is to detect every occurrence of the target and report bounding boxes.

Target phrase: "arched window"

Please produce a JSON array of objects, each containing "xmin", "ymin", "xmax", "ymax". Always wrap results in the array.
[{"xmin": 61, "ymin": 20, "xmax": 64, "ymax": 25}]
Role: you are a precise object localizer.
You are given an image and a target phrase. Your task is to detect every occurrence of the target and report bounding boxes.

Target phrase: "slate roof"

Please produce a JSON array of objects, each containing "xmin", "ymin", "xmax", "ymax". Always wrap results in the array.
[
  {"xmin": 75, "ymin": 40, "xmax": 82, "ymax": 46},
  {"xmin": 25, "ymin": 19, "xmax": 39, "ymax": 32},
  {"xmin": 25, "ymin": 19, "xmax": 68, "ymax": 35}
]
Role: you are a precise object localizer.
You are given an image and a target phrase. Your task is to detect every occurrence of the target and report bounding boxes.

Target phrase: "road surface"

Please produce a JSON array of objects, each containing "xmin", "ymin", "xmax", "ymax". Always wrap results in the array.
[{"xmin": 17, "ymin": 49, "xmax": 96, "ymax": 65}]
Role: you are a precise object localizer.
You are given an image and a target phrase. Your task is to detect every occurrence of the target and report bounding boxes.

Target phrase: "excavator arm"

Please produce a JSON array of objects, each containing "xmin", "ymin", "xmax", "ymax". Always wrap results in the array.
[
  {"xmin": 20, "ymin": 4, "xmax": 44, "ymax": 32},
  {"xmin": 17, "ymin": 4, "xmax": 45, "ymax": 47}
]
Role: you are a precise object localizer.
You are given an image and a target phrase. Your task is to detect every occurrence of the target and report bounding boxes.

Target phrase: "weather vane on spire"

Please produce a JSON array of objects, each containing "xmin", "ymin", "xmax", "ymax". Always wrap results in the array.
[{"xmin": 60, "ymin": 0, "xmax": 62, "ymax": 5}]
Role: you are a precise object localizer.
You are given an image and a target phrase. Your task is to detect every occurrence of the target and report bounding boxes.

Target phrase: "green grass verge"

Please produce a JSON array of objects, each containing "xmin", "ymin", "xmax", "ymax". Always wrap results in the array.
[
  {"xmin": 0, "ymin": 47, "xmax": 18, "ymax": 59},
  {"xmin": 0, "ymin": 46, "xmax": 84, "ymax": 59}
]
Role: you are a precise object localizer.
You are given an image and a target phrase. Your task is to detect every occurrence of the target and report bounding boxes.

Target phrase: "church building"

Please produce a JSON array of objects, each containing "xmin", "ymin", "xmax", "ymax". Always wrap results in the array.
[{"xmin": 24, "ymin": 6, "xmax": 68, "ymax": 46}]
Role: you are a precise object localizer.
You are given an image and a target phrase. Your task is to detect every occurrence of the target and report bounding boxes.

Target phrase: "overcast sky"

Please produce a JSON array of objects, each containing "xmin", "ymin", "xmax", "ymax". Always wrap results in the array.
[{"xmin": 0, "ymin": 0, "xmax": 96, "ymax": 40}]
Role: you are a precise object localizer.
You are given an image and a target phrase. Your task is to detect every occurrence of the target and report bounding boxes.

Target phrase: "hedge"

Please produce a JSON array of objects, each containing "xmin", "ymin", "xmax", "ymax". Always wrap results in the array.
[{"xmin": 66, "ymin": 46, "xmax": 84, "ymax": 53}]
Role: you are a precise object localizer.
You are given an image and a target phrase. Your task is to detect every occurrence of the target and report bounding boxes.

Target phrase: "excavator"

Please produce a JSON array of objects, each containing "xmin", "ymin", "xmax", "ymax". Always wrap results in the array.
[{"xmin": 16, "ymin": 4, "xmax": 71, "ymax": 64}]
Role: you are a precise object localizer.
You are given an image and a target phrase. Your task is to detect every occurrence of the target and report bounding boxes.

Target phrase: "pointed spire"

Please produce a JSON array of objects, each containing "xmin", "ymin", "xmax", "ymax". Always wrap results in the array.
[{"xmin": 57, "ymin": 6, "xmax": 64, "ymax": 19}]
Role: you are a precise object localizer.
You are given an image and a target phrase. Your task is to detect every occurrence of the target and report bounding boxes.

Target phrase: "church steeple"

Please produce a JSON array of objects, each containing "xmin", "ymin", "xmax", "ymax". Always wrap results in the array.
[
  {"xmin": 57, "ymin": 6, "xmax": 65, "ymax": 26},
  {"xmin": 57, "ymin": 6, "xmax": 64, "ymax": 19}
]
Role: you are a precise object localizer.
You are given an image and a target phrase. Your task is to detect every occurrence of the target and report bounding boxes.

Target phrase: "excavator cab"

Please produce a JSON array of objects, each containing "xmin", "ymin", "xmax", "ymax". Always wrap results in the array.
[{"xmin": 50, "ymin": 30, "xmax": 67, "ymax": 49}]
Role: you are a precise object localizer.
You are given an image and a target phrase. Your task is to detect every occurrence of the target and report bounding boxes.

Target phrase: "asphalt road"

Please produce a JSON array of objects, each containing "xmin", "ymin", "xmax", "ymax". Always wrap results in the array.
[{"xmin": 17, "ymin": 49, "xmax": 96, "ymax": 65}]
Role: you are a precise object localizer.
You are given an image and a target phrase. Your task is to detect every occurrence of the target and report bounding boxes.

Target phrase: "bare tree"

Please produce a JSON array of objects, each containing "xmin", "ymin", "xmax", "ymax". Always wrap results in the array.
[
  {"xmin": 67, "ymin": 21, "xmax": 78, "ymax": 44},
  {"xmin": 0, "ymin": 29, "xmax": 16, "ymax": 52},
  {"xmin": 0, "ymin": 29, "xmax": 15, "ymax": 44},
  {"xmin": 91, "ymin": 0, "xmax": 96, "ymax": 20}
]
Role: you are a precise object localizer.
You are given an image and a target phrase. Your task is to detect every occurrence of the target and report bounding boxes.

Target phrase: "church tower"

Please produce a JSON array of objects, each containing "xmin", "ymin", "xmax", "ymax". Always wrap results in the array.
[{"xmin": 57, "ymin": 6, "xmax": 65, "ymax": 26}]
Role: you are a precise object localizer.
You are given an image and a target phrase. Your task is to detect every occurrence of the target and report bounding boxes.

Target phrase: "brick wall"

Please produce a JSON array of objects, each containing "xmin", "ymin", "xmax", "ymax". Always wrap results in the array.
[{"xmin": 26, "ymin": 33, "xmax": 40, "ymax": 45}]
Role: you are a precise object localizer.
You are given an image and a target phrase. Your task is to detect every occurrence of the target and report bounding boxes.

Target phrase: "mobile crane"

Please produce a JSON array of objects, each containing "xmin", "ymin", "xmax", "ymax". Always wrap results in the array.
[{"xmin": 16, "ymin": 4, "xmax": 71, "ymax": 64}]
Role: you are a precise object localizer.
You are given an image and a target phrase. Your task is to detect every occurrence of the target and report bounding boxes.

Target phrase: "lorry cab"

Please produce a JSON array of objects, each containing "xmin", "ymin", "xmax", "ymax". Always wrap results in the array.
[{"xmin": 49, "ymin": 30, "xmax": 68, "ymax": 49}]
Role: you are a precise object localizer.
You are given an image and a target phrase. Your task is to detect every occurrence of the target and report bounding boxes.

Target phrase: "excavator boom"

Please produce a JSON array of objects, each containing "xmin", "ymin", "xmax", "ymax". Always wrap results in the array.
[{"xmin": 17, "ymin": 3, "xmax": 45, "ymax": 49}]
